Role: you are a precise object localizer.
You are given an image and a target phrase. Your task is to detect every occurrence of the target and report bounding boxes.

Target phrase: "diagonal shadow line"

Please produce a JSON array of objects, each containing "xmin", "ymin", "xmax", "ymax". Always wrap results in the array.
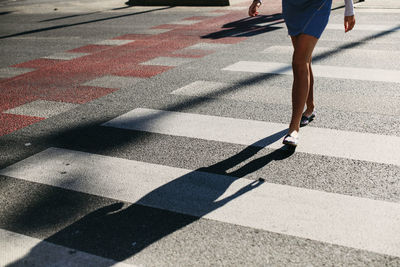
[
  {"xmin": 39, "ymin": 4, "xmax": 138, "ymax": 22},
  {"xmin": 161, "ymin": 24, "xmax": 400, "ymax": 113},
  {"xmin": 5, "ymin": 22, "xmax": 397, "ymax": 160},
  {"xmin": 201, "ymin": 14, "xmax": 284, "ymax": 39},
  {"xmin": 0, "ymin": 6, "xmax": 174, "ymax": 40},
  {"xmin": 1, "ymin": 14, "xmax": 399, "ymax": 222},
  {"xmin": 312, "ymin": 25, "xmax": 400, "ymax": 61},
  {"xmin": 1, "ymin": 16, "xmax": 399, "ymax": 267},
  {"xmin": 39, "ymin": 11, "xmax": 104, "ymax": 23},
  {"xmin": 4, "ymin": 133, "xmax": 294, "ymax": 265}
]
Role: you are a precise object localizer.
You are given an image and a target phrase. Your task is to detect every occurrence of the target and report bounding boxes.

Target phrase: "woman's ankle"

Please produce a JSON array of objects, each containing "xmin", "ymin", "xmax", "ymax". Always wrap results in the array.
[
  {"xmin": 288, "ymin": 123, "xmax": 300, "ymax": 135},
  {"xmin": 304, "ymin": 105, "xmax": 314, "ymax": 115}
]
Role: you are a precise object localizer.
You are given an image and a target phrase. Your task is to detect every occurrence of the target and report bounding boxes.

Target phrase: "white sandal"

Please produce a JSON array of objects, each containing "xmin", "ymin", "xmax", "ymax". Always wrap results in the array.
[{"xmin": 283, "ymin": 133, "xmax": 298, "ymax": 146}]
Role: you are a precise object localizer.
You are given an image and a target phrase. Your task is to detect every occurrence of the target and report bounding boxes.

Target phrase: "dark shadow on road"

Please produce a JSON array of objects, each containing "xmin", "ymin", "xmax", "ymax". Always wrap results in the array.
[
  {"xmin": 125, "ymin": 0, "xmax": 228, "ymax": 7},
  {"xmin": 6, "ymin": 132, "xmax": 293, "ymax": 265},
  {"xmin": 202, "ymin": 13, "xmax": 284, "ymax": 39},
  {"xmin": 39, "ymin": 11, "xmax": 103, "ymax": 23},
  {"xmin": 0, "ymin": 6, "xmax": 174, "ymax": 39},
  {"xmin": 0, "ymin": 11, "xmax": 13, "ymax": 16},
  {"xmin": 1, "ymin": 14, "xmax": 399, "ymax": 266}
]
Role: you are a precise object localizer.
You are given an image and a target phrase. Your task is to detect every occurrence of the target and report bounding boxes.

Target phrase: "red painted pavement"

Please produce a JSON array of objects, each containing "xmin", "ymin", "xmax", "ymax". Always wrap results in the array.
[
  {"xmin": 12, "ymin": 58, "xmax": 64, "ymax": 69},
  {"xmin": 0, "ymin": 3, "xmax": 285, "ymax": 137},
  {"xmin": 0, "ymin": 113, "xmax": 44, "ymax": 136}
]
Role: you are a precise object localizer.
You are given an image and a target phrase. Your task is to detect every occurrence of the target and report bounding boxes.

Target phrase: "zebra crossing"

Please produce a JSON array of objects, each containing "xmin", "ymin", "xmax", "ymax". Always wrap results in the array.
[{"xmin": 1, "ymin": 7, "xmax": 400, "ymax": 267}]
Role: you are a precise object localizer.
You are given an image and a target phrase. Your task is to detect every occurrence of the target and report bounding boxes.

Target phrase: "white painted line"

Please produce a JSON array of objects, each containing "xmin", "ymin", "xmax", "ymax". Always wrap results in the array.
[
  {"xmin": 3, "ymin": 100, "xmax": 79, "ymax": 118},
  {"xmin": 222, "ymin": 61, "xmax": 400, "ymax": 83},
  {"xmin": 326, "ymin": 23, "xmax": 400, "ymax": 32},
  {"xmin": 42, "ymin": 52, "xmax": 90, "ymax": 60},
  {"xmin": 255, "ymin": 21, "xmax": 285, "ymax": 27},
  {"xmin": 94, "ymin": 39, "xmax": 135, "ymax": 46},
  {"xmin": 170, "ymin": 81, "xmax": 400, "ymax": 116},
  {"xmin": 131, "ymin": 29, "xmax": 171, "ymax": 35},
  {"xmin": 0, "ymin": 228, "xmax": 134, "ymax": 266},
  {"xmin": 103, "ymin": 108, "xmax": 400, "ymax": 166},
  {"xmin": 201, "ymin": 12, "xmax": 229, "ymax": 16},
  {"xmin": 262, "ymin": 45, "xmax": 341, "ymax": 54},
  {"xmin": 354, "ymin": 8, "xmax": 400, "ymax": 13},
  {"xmin": 172, "ymin": 81, "xmax": 228, "ymax": 96},
  {"xmin": 82, "ymin": 75, "xmax": 144, "ymax": 89},
  {"xmin": 263, "ymin": 45, "xmax": 400, "ymax": 57},
  {"xmin": 168, "ymin": 20, "xmax": 202, "ymax": 25},
  {"xmin": 225, "ymin": 6, "xmax": 247, "ymax": 10},
  {"xmin": 140, "ymin": 57, "xmax": 194, "ymax": 67},
  {"xmin": 185, "ymin": 42, "xmax": 231, "ymax": 50},
  {"xmin": 0, "ymin": 67, "xmax": 35, "ymax": 78},
  {"xmin": 1, "ymin": 147, "xmax": 400, "ymax": 257}
]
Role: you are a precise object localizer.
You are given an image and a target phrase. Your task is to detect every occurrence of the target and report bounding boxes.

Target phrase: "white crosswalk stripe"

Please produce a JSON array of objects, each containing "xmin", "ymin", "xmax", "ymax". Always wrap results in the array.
[
  {"xmin": 222, "ymin": 61, "xmax": 400, "ymax": 83},
  {"xmin": 101, "ymin": 108, "xmax": 400, "ymax": 166},
  {"xmin": 326, "ymin": 23, "xmax": 400, "ymax": 32},
  {"xmin": 0, "ymin": 229, "xmax": 136, "ymax": 267},
  {"xmin": 170, "ymin": 80, "xmax": 400, "ymax": 115},
  {"xmin": 1, "ymin": 147, "xmax": 400, "ymax": 257},
  {"xmin": 1, "ymin": 7, "xmax": 400, "ymax": 266}
]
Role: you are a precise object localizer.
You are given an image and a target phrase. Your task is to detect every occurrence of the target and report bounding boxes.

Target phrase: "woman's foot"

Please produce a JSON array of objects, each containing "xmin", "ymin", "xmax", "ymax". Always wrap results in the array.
[
  {"xmin": 300, "ymin": 110, "xmax": 316, "ymax": 127},
  {"xmin": 283, "ymin": 130, "xmax": 299, "ymax": 147}
]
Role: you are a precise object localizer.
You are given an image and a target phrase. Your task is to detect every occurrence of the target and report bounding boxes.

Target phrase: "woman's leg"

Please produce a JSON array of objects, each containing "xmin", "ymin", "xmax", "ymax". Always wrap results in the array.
[
  {"xmin": 304, "ymin": 61, "xmax": 315, "ymax": 117},
  {"xmin": 288, "ymin": 34, "xmax": 318, "ymax": 134}
]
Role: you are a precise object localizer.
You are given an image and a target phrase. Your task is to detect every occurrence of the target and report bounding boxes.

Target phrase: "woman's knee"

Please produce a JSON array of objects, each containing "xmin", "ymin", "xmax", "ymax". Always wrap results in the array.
[{"xmin": 292, "ymin": 60, "xmax": 310, "ymax": 76}]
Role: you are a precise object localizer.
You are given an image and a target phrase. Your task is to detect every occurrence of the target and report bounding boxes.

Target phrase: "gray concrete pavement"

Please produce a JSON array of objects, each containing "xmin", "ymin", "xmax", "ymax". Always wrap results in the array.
[{"xmin": 1, "ymin": 0, "xmax": 400, "ymax": 266}]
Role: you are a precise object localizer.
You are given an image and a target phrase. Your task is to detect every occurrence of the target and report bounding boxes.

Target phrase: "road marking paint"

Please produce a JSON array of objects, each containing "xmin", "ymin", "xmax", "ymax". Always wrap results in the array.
[
  {"xmin": 2, "ymin": 147, "xmax": 400, "ymax": 257},
  {"xmin": 354, "ymin": 8, "xmax": 400, "ymax": 13},
  {"xmin": 129, "ymin": 29, "xmax": 171, "ymax": 35},
  {"xmin": 201, "ymin": 12, "xmax": 229, "ymax": 16},
  {"xmin": 170, "ymin": 80, "xmax": 400, "ymax": 116},
  {"xmin": 326, "ymin": 23, "xmax": 400, "ymax": 32},
  {"xmin": 0, "ymin": 67, "xmax": 35, "ymax": 78},
  {"xmin": 222, "ymin": 61, "xmax": 400, "ymax": 83},
  {"xmin": 140, "ymin": 57, "xmax": 194, "ymax": 67},
  {"xmin": 262, "ymin": 45, "xmax": 400, "ymax": 58},
  {"xmin": 0, "ymin": 113, "xmax": 44, "ymax": 137},
  {"xmin": 82, "ymin": 75, "xmax": 145, "ymax": 89},
  {"xmin": 0, "ymin": 228, "xmax": 135, "ymax": 266},
  {"xmin": 103, "ymin": 108, "xmax": 400, "ymax": 166},
  {"xmin": 3, "ymin": 100, "xmax": 79, "ymax": 118},
  {"xmin": 94, "ymin": 39, "xmax": 135, "ymax": 46},
  {"xmin": 42, "ymin": 52, "xmax": 90, "ymax": 60},
  {"xmin": 168, "ymin": 20, "xmax": 203, "ymax": 25},
  {"xmin": 255, "ymin": 21, "xmax": 285, "ymax": 27},
  {"xmin": 185, "ymin": 42, "xmax": 232, "ymax": 50}
]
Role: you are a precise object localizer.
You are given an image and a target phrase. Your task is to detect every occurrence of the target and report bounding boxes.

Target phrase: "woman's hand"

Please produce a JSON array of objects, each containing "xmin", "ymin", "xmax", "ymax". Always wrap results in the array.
[
  {"xmin": 248, "ymin": 0, "xmax": 261, "ymax": 17},
  {"xmin": 344, "ymin": 15, "xmax": 355, "ymax": 32}
]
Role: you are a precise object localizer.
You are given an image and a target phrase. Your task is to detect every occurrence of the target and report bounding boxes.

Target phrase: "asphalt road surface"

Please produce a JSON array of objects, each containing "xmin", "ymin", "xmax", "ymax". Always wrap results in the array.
[{"xmin": 1, "ymin": 0, "xmax": 400, "ymax": 265}]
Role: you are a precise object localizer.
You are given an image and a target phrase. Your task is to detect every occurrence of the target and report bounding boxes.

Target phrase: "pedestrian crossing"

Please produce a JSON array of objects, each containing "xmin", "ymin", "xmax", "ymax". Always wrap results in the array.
[
  {"xmin": 326, "ymin": 23, "xmax": 400, "ymax": 32},
  {"xmin": 1, "ymin": 8, "xmax": 400, "ymax": 267},
  {"xmin": 101, "ymin": 108, "xmax": 400, "ymax": 166},
  {"xmin": 223, "ymin": 61, "xmax": 400, "ymax": 83},
  {"xmin": 0, "ymin": 229, "xmax": 135, "ymax": 267},
  {"xmin": 1, "ymin": 147, "xmax": 400, "ymax": 258}
]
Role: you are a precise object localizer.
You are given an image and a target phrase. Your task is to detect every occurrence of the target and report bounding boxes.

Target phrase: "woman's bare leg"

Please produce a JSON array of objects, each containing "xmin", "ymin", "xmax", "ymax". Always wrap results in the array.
[
  {"xmin": 288, "ymin": 34, "xmax": 318, "ymax": 134},
  {"xmin": 304, "ymin": 61, "xmax": 315, "ymax": 117}
]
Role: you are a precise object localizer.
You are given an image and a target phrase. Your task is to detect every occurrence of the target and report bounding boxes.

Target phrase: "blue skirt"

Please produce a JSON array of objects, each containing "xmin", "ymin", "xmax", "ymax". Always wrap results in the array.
[{"xmin": 282, "ymin": 0, "xmax": 332, "ymax": 39}]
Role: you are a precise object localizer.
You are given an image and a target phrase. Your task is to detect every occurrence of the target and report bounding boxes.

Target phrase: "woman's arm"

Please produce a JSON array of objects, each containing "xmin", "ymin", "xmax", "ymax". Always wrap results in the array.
[
  {"xmin": 344, "ymin": 0, "xmax": 356, "ymax": 32},
  {"xmin": 249, "ymin": 0, "xmax": 262, "ymax": 17},
  {"xmin": 344, "ymin": 0, "xmax": 355, "ymax": 16}
]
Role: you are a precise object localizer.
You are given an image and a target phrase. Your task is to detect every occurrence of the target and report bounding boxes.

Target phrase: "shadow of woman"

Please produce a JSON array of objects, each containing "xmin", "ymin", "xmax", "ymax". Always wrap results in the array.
[
  {"xmin": 7, "ymin": 130, "xmax": 294, "ymax": 265},
  {"xmin": 201, "ymin": 13, "xmax": 284, "ymax": 39}
]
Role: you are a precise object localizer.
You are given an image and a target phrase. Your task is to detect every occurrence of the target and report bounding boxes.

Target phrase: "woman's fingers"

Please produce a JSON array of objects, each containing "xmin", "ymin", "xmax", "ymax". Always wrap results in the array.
[
  {"xmin": 248, "ymin": 2, "xmax": 260, "ymax": 17},
  {"xmin": 344, "ymin": 15, "xmax": 355, "ymax": 32}
]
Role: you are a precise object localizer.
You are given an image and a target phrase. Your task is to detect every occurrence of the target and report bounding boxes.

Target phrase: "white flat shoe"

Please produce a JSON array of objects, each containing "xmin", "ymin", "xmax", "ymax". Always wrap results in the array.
[{"xmin": 283, "ymin": 133, "xmax": 298, "ymax": 147}]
